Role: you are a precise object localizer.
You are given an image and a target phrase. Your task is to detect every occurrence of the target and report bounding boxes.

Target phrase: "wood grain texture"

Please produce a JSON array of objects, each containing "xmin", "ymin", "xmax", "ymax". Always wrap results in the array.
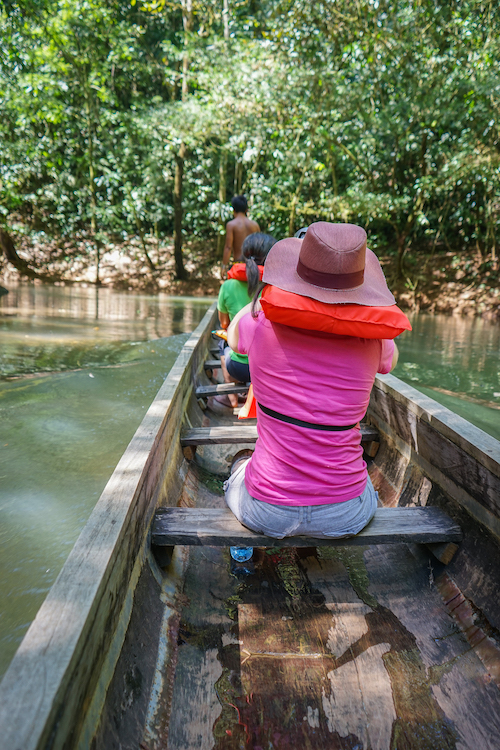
[
  {"xmin": 370, "ymin": 377, "xmax": 500, "ymax": 527},
  {"xmin": 171, "ymin": 541, "xmax": 500, "ymax": 750},
  {"xmin": 204, "ymin": 359, "xmax": 222, "ymax": 368},
  {"xmin": 372, "ymin": 375, "xmax": 500, "ymax": 476},
  {"xmin": 373, "ymin": 374, "xmax": 500, "ymax": 470},
  {"xmin": 181, "ymin": 423, "xmax": 380, "ymax": 445},
  {"xmin": 417, "ymin": 418, "xmax": 500, "ymax": 519},
  {"xmin": 195, "ymin": 383, "xmax": 249, "ymax": 397},
  {"xmin": 152, "ymin": 506, "xmax": 462, "ymax": 547}
]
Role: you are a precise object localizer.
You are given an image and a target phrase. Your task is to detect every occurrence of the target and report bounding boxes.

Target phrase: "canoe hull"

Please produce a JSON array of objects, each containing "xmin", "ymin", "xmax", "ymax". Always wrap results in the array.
[{"xmin": 1, "ymin": 304, "xmax": 500, "ymax": 749}]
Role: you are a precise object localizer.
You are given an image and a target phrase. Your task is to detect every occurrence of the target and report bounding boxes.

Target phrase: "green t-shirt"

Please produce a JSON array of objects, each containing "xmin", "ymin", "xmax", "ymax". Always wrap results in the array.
[{"xmin": 217, "ymin": 279, "xmax": 251, "ymax": 364}]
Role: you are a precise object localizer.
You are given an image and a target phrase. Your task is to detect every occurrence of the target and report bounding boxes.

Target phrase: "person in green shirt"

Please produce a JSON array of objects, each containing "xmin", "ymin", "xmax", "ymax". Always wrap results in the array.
[{"xmin": 217, "ymin": 232, "xmax": 276, "ymax": 407}]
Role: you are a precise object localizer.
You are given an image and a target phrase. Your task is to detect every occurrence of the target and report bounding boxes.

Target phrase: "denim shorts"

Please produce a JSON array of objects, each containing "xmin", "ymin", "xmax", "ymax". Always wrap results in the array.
[
  {"xmin": 223, "ymin": 346, "xmax": 250, "ymax": 383},
  {"xmin": 224, "ymin": 459, "xmax": 378, "ymax": 539}
]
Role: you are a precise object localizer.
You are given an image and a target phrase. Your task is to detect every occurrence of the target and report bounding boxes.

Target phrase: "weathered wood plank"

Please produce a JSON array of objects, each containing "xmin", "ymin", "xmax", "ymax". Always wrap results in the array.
[
  {"xmin": 181, "ymin": 423, "xmax": 380, "ymax": 445},
  {"xmin": 195, "ymin": 383, "xmax": 249, "ymax": 397},
  {"xmin": 370, "ymin": 375, "xmax": 500, "ymax": 534},
  {"xmin": 167, "ymin": 536, "xmax": 500, "ymax": 750},
  {"xmin": 373, "ymin": 374, "xmax": 500, "ymax": 470},
  {"xmin": 204, "ymin": 359, "xmax": 222, "ymax": 369},
  {"xmin": 426, "ymin": 541, "xmax": 459, "ymax": 565},
  {"xmin": 181, "ymin": 424, "xmax": 258, "ymax": 444},
  {"xmin": 0, "ymin": 303, "xmax": 219, "ymax": 750},
  {"xmin": 151, "ymin": 506, "xmax": 462, "ymax": 547}
]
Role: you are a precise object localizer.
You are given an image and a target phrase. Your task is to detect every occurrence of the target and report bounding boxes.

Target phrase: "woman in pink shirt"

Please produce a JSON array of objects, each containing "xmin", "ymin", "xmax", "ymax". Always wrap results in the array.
[{"xmin": 225, "ymin": 222, "xmax": 399, "ymax": 542}]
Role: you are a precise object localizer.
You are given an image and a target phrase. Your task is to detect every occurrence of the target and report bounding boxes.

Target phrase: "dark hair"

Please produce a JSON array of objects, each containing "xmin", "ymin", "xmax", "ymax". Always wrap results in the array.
[
  {"xmin": 251, "ymin": 282, "xmax": 266, "ymax": 317},
  {"xmin": 242, "ymin": 232, "xmax": 276, "ymax": 297},
  {"xmin": 231, "ymin": 195, "xmax": 248, "ymax": 213}
]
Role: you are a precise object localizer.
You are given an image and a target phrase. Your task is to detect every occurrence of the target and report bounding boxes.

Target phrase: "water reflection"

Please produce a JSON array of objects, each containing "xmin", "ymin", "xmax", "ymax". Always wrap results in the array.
[
  {"xmin": 1, "ymin": 283, "xmax": 206, "ymax": 326},
  {"xmin": 394, "ymin": 313, "xmax": 500, "ymax": 440},
  {"xmin": 0, "ymin": 284, "xmax": 213, "ymax": 377}
]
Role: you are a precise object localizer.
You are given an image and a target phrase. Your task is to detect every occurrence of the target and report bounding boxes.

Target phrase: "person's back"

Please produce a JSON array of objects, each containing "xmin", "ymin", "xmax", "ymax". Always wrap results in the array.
[
  {"xmin": 224, "ymin": 222, "xmax": 400, "ymax": 544},
  {"xmin": 222, "ymin": 195, "xmax": 259, "ymax": 273},
  {"xmin": 237, "ymin": 315, "xmax": 393, "ymax": 504}
]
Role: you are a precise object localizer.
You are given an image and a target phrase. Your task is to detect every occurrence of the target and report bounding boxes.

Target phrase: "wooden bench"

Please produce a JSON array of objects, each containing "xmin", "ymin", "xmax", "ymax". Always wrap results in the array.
[
  {"xmin": 181, "ymin": 423, "xmax": 380, "ymax": 446},
  {"xmin": 195, "ymin": 383, "xmax": 250, "ymax": 398},
  {"xmin": 204, "ymin": 359, "xmax": 222, "ymax": 369},
  {"xmin": 151, "ymin": 506, "xmax": 462, "ymax": 562}
]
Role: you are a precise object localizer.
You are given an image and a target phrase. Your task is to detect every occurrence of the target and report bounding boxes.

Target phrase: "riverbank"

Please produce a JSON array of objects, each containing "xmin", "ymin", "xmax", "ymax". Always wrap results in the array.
[
  {"xmin": 1, "ymin": 234, "xmax": 499, "ymax": 318},
  {"xmin": 387, "ymin": 252, "xmax": 500, "ymax": 319}
]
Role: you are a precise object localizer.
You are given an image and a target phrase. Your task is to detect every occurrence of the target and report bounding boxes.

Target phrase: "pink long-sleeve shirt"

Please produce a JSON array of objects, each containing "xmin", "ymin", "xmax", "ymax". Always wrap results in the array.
[{"xmin": 238, "ymin": 311, "xmax": 395, "ymax": 506}]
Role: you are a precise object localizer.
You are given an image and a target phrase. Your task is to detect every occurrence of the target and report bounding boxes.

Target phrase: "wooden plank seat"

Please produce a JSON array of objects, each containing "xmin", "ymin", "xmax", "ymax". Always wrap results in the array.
[
  {"xmin": 195, "ymin": 383, "xmax": 250, "ymax": 397},
  {"xmin": 181, "ymin": 423, "xmax": 380, "ymax": 445},
  {"xmin": 151, "ymin": 506, "xmax": 462, "ymax": 549},
  {"xmin": 204, "ymin": 359, "xmax": 222, "ymax": 369}
]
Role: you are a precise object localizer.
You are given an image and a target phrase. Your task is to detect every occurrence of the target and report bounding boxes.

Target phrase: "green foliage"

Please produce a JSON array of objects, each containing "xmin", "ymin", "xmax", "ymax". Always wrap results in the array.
[{"xmin": 1, "ymin": 0, "xmax": 499, "ymax": 276}]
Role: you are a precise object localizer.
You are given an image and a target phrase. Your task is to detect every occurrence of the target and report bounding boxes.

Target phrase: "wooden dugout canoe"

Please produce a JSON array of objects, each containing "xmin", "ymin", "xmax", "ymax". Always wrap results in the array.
[{"xmin": 0, "ymin": 302, "xmax": 499, "ymax": 749}]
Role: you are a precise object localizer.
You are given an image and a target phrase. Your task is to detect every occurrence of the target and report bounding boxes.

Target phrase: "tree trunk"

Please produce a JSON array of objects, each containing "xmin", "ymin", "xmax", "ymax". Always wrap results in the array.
[
  {"xmin": 396, "ymin": 232, "xmax": 408, "ymax": 279},
  {"xmin": 288, "ymin": 147, "xmax": 312, "ymax": 236},
  {"xmin": 0, "ymin": 225, "xmax": 53, "ymax": 281},
  {"xmin": 124, "ymin": 185, "xmax": 157, "ymax": 275},
  {"xmin": 173, "ymin": 142, "xmax": 188, "ymax": 280},
  {"xmin": 217, "ymin": 149, "xmax": 227, "ymax": 258},
  {"xmin": 223, "ymin": 0, "xmax": 229, "ymax": 40},
  {"xmin": 83, "ymin": 68, "xmax": 102, "ymax": 286},
  {"xmin": 172, "ymin": 0, "xmax": 193, "ymax": 281}
]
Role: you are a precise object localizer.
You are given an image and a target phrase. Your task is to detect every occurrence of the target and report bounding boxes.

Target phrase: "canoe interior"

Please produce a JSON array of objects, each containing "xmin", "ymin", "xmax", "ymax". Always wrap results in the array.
[{"xmin": 1, "ymin": 303, "xmax": 500, "ymax": 750}]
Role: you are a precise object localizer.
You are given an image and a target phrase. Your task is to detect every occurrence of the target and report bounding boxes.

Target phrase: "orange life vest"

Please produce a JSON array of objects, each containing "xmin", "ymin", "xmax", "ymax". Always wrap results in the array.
[
  {"xmin": 227, "ymin": 263, "xmax": 265, "ymax": 282},
  {"xmin": 260, "ymin": 285, "xmax": 411, "ymax": 340},
  {"xmin": 238, "ymin": 383, "xmax": 257, "ymax": 420}
]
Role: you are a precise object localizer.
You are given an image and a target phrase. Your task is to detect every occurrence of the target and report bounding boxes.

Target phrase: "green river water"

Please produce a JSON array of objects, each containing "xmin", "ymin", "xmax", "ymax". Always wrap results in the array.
[
  {"xmin": 0, "ymin": 283, "xmax": 499, "ymax": 678},
  {"xmin": 0, "ymin": 284, "xmax": 212, "ymax": 676}
]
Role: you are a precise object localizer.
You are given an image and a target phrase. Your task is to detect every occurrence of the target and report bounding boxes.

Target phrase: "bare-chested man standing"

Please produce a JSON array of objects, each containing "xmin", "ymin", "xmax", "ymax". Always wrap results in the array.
[{"xmin": 221, "ymin": 195, "xmax": 260, "ymax": 278}]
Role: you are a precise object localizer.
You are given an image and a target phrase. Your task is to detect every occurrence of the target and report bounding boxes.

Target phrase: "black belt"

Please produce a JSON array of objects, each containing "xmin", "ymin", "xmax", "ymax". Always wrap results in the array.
[{"xmin": 257, "ymin": 402, "xmax": 357, "ymax": 431}]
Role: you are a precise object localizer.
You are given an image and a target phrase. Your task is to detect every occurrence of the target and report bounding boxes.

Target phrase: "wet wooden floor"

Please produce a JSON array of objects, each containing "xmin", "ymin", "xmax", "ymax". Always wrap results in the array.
[{"xmin": 165, "ymin": 536, "xmax": 500, "ymax": 750}]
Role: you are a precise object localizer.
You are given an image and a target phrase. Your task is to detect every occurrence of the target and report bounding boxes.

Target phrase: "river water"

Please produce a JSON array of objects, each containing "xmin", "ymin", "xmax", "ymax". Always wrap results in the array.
[
  {"xmin": 0, "ymin": 284, "xmax": 212, "ymax": 676},
  {"xmin": 0, "ymin": 284, "xmax": 499, "ymax": 678}
]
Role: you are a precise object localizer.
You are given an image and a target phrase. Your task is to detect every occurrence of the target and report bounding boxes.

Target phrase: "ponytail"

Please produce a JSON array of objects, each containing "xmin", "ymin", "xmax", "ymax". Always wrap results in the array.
[
  {"xmin": 241, "ymin": 232, "xmax": 276, "ymax": 302},
  {"xmin": 245, "ymin": 256, "xmax": 261, "ymax": 298},
  {"xmin": 251, "ymin": 282, "xmax": 266, "ymax": 317}
]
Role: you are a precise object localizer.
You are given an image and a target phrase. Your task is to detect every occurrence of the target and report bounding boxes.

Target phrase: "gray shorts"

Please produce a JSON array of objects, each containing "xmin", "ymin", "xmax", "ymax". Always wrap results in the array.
[{"xmin": 224, "ymin": 459, "xmax": 378, "ymax": 539}]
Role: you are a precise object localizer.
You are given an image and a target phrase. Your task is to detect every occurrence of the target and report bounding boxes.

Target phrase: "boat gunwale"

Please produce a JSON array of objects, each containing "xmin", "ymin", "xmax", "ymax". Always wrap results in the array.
[
  {"xmin": 0, "ymin": 302, "xmax": 218, "ymax": 750},
  {"xmin": 373, "ymin": 373, "xmax": 500, "ymax": 475},
  {"xmin": 370, "ymin": 373, "xmax": 500, "ymax": 540}
]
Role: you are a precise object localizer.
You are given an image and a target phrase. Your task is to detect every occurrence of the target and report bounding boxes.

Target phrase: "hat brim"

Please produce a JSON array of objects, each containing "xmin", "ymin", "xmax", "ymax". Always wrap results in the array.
[{"xmin": 262, "ymin": 237, "xmax": 395, "ymax": 306}]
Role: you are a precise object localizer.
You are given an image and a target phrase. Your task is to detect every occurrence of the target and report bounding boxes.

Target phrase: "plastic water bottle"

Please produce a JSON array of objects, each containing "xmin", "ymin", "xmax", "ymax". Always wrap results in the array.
[{"xmin": 230, "ymin": 546, "xmax": 253, "ymax": 562}]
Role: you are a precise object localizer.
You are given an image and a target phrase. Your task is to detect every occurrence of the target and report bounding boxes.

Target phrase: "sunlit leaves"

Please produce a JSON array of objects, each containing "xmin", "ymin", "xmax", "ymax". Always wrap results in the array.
[{"xmin": 1, "ymin": 0, "xmax": 499, "ymax": 269}]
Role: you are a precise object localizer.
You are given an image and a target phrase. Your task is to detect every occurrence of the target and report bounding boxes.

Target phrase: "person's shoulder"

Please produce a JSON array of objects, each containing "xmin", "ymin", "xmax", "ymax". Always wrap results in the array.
[
  {"xmin": 222, "ymin": 278, "xmax": 245, "ymax": 293},
  {"xmin": 220, "ymin": 277, "xmax": 234, "ymax": 291}
]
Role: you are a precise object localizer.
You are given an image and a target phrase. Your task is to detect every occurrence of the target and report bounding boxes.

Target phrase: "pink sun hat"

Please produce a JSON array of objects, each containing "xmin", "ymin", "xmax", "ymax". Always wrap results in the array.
[{"xmin": 262, "ymin": 222, "xmax": 395, "ymax": 306}]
